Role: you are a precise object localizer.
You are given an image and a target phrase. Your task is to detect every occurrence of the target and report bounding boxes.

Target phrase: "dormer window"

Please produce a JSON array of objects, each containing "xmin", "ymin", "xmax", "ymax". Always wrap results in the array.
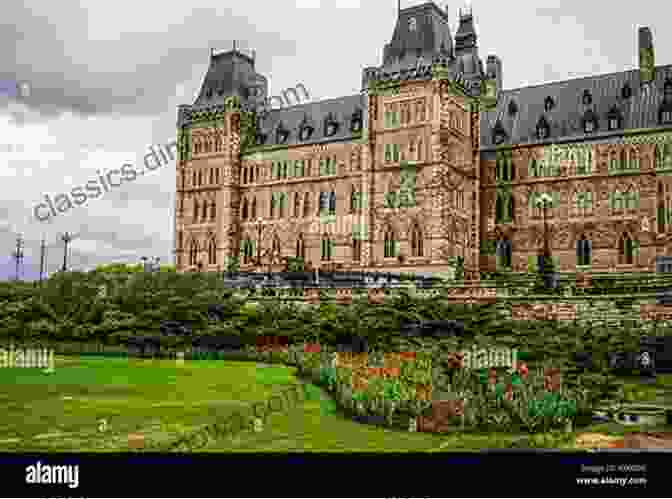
[
  {"xmin": 665, "ymin": 79, "xmax": 672, "ymax": 100},
  {"xmin": 492, "ymin": 120, "xmax": 507, "ymax": 145},
  {"xmin": 276, "ymin": 125, "xmax": 289, "ymax": 144},
  {"xmin": 350, "ymin": 110, "xmax": 362, "ymax": 133},
  {"xmin": 622, "ymin": 83, "xmax": 633, "ymax": 99},
  {"xmin": 607, "ymin": 106, "xmax": 622, "ymax": 131},
  {"xmin": 536, "ymin": 116, "xmax": 550, "ymax": 140},
  {"xmin": 582, "ymin": 90, "xmax": 592, "ymax": 106},
  {"xmin": 544, "ymin": 96, "xmax": 555, "ymax": 112},
  {"xmin": 299, "ymin": 125, "xmax": 314, "ymax": 141},
  {"xmin": 324, "ymin": 114, "xmax": 339, "ymax": 137},
  {"xmin": 408, "ymin": 17, "xmax": 417, "ymax": 32},
  {"xmin": 660, "ymin": 102, "xmax": 672, "ymax": 125},
  {"xmin": 508, "ymin": 99, "xmax": 518, "ymax": 116},
  {"xmin": 583, "ymin": 110, "xmax": 598, "ymax": 133}
]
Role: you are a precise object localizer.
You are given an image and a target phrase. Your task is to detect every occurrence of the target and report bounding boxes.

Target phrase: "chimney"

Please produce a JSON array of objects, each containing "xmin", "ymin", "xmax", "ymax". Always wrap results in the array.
[{"xmin": 639, "ymin": 27, "xmax": 655, "ymax": 84}]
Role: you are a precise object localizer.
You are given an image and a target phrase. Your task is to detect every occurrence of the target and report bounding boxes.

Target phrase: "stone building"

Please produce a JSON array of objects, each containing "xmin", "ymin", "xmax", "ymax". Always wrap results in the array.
[{"xmin": 174, "ymin": 2, "xmax": 672, "ymax": 277}]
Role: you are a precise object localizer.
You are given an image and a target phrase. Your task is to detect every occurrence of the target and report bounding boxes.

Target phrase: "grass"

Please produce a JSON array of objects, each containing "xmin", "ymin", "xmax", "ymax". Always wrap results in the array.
[{"xmin": 1, "ymin": 356, "xmax": 670, "ymax": 452}]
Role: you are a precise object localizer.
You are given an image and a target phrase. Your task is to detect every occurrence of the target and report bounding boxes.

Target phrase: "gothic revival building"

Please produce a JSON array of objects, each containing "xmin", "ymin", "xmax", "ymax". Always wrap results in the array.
[{"xmin": 174, "ymin": 2, "xmax": 672, "ymax": 277}]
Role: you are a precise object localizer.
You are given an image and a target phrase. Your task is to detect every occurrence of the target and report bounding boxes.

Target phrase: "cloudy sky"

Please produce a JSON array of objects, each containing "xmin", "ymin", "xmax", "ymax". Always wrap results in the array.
[{"xmin": 0, "ymin": 0, "xmax": 670, "ymax": 279}]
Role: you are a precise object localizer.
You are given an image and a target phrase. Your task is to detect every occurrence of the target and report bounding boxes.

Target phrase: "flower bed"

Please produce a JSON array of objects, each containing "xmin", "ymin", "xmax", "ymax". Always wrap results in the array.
[{"xmin": 291, "ymin": 344, "xmax": 596, "ymax": 435}]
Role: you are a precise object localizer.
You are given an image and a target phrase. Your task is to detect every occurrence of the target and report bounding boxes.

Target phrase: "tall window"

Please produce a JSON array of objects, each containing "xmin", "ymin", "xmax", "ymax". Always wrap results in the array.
[
  {"xmin": 270, "ymin": 194, "xmax": 276, "ymax": 218},
  {"xmin": 272, "ymin": 235, "xmax": 281, "ymax": 260},
  {"xmin": 350, "ymin": 187, "xmax": 360, "ymax": 212},
  {"xmin": 193, "ymin": 199, "xmax": 199, "ymax": 222},
  {"xmin": 496, "ymin": 238, "xmax": 512, "ymax": 268},
  {"xmin": 528, "ymin": 158, "xmax": 538, "ymax": 178},
  {"xmin": 658, "ymin": 181, "xmax": 671, "ymax": 233},
  {"xmin": 241, "ymin": 199, "xmax": 249, "ymax": 220},
  {"xmin": 251, "ymin": 197, "xmax": 257, "ymax": 219},
  {"xmin": 329, "ymin": 191, "xmax": 336, "ymax": 215},
  {"xmin": 303, "ymin": 192, "xmax": 311, "ymax": 217},
  {"xmin": 495, "ymin": 192, "xmax": 514, "ymax": 223},
  {"xmin": 278, "ymin": 193, "xmax": 286, "ymax": 218},
  {"xmin": 321, "ymin": 234, "xmax": 333, "ymax": 261},
  {"xmin": 656, "ymin": 143, "xmax": 672, "ymax": 170},
  {"xmin": 242, "ymin": 239, "xmax": 255, "ymax": 264},
  {"xmin": 496, "ymin": 152, "xmax": 514, "ymax": 181},
  {"xmin": 384, "ymin": 228, "xmax": 397, "ymax": 258},
  {"xmin": 576, "ymin": 235, "xmax": 591, "ymax": 266},
  {"xmin": 210, "ymin": 201, "xmax": 216, "ymax": 221},
  {"xmin": 573, "ymin": 190, "xmax": 594, "ymax": 217},
  {"xmin": 294, "ymin": 192, "xmax": 301, "ymax": 217},
  {"xmin": 296, "ymin": 234, "xmax": 305, "ymax": 260},
  {"xmin": 352, "ymin": 237, "xmax": 361, "ymax": 261},
  {"xmin": 208, "ymin": 238, "xmax": 217, "ymax": 265},
  {"xmin": 318, "ymin": 191, "xmax": 329, "ymax": 215},
  {"xmin": 410, "ymin": 224, "xmax": 423, "ymax": 257},
  {"xmin": 189, "ymin": 240, "xmax": 198, "ymax": 266},
  {"xmin": 201, "ymin": 202, "xmax": 208, "ymax": 221},
  {"xmin": 618, "ymin": 232, "xmax": 635, "ymax": 265}
]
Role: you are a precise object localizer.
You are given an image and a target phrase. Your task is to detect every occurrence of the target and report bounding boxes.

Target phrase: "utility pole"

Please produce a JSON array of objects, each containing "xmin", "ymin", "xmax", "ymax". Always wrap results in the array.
[
  {"xmin": 11, "ymin": 234, "xmax": 24, "ymax": 281},
  {"xmin": 61, "ymin": 232, "xmax": 74, "ymax": 272},
  {"xmin": 38, "ymin": 237, "xmax": 46, "ymax": 285}
]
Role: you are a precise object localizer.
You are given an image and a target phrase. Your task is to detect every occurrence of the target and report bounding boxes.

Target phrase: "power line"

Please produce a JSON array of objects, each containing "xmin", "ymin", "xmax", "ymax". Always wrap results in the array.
[{"xmin": 11, "ymin": 234, "xmax": 24, "ymax": 281}]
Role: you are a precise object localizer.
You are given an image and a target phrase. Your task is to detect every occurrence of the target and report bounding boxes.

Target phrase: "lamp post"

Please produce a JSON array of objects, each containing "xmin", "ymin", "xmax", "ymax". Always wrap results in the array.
[{"xmin": 535, "ymin": 193, "xmax": 554, "ymax": 284}]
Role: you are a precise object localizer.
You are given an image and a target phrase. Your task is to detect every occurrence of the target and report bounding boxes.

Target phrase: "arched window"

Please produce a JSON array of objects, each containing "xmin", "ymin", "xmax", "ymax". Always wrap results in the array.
[
  {"xmin": 208, "ymin": 238, "xmax": 217, "ymax": 265},
  {"xmin": 198, "ymin": 171, "xmax": 203, "ymax": 186},
  {"xmin": 296, "ymin": 234, "xmax": 305, "ymax": 260},
  {"xmin": 410, "ymin": 224, "xmax": 423, "ymax": 257},
  {"xmin": 279, "ymin": 193, "xmax": 286, "ymax": 218},
  {"xmin": 329, "ymin": 191, "xmax": 336, "ymax": 214},
  {"xmin": 496, "ymin": 238, "xmax": 512, "ymax": 268},
  {"xmin": 192, "ymin": 171, "xmax": 197, "ymax": 186},
  {"xmin": 193, "ymin": 199, "xmax": 199, "ymax": 222},
  {"xmin": 303, "ymin": 192, "xmax": 311, "ymax": 217},
  {"xmin": 189, "ymin": 240, "xmax": 199, "ymax": 266},
  {"xmin": 619, "ymin": 232, "xmax": 635, "ymax": 265},
  {"xmin": 495, "ymin": 193, "xmax": 504, "ymax": 223},
  {"xmin": 384, "ymin": 228, "xmax": 397, "ymax": 258},
  {"xmin": 624, "ymin": 186, "xmax": 638, "ymax": 210},
  {"xmin": 321, "ymin": 233, "xmax": 333, "ymax": 261},
  {"xmin": 210, "ymin": 201, "xmax": 216, "ymax": 221},
  {"xmin": 202, "ymin": 201, "xmax": 208, "ymax": 220},
  {"xmin": 272, "ymin": 234, "xmax": 281, "ymax": 260},
  {"xmin": 576, "ymin": 235, "xmax": 591, "ymax": 266},
  {"xmin": 242, "ymin": 199, "xmax": 248, "ymax": 220},
  {"xmin": 658, "ymin": 196, "xmax": 666, "ymax": 234},
  {"xmin": 242, "ymin": 239, "xmax": 254, "ymax": 264},
  {"xmin": 352, "ymin": 236, "xmax": 361, "ymax": 261}
]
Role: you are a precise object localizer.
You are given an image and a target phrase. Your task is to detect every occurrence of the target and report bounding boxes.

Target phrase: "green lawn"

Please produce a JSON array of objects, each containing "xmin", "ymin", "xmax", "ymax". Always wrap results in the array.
[{"xmin": 1, "ymin": 356, "xmax": 670, "ymax": 452}]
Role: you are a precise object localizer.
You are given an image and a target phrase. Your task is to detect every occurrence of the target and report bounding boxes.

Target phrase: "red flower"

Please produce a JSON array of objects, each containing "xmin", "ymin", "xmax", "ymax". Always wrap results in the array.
[
  {"xmin": 488, "ymin": 367, "xmax": 498, "ymax": 386},
  {"xmin": 399, "ymin": 351, "xmax": 416, "ymax": 360},
  {"xmin": 517, "ymin": 362, "xmax": 529, "ymax": 378},
  {"xmin": 303, "ymin": 343, "xmax": 321, "ymax": 353}
]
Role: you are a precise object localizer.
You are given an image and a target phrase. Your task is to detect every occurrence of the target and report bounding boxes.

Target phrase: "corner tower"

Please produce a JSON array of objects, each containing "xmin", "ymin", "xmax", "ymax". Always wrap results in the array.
[{"xmin": 175, "ymin": 47, "xmax": 263, "ymax": 272}]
